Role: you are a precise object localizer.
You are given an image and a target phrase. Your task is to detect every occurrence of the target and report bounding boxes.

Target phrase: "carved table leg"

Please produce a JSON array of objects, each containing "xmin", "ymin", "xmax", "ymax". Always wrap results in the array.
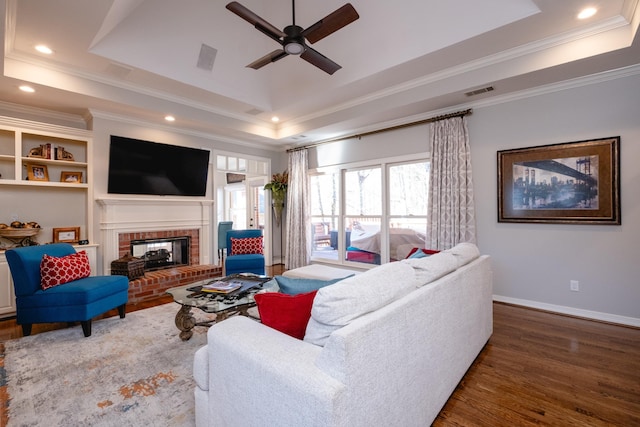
[{"xmin": 175, "ymin": 305, "xmax": 197, "ymax": 341}]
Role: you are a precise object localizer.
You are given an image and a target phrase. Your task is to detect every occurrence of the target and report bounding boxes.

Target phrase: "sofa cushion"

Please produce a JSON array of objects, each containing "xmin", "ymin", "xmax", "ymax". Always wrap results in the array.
[
  {"xmin": 402, "ymin": 242, "xmax": 480, "ymax": 286},
  {"xmin": 255, "ymin": 291, "xmax": 317, "ymax": 339},
  {"xmin": 282, "ymin": 264, "xmax": 358, "ymax": 281},
  {"xmin": 230, "ymin": 237, "xmax": 263, "ymax": 255},
  {"xmin": 274, "ymin": 275, "xmax": 352, "ymax": 295},
  {"xmin": 304, "ymin": 261, "xmax": 417, "ymax": 346},
  {"xmin": 40, "ymin": 251, "xmax": 91, "ymax": 290}
]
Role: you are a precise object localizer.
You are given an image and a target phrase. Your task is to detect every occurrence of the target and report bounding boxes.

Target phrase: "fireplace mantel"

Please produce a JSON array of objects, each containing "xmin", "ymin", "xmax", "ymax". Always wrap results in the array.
[{"xmin": 97, "ymin": 197, "xmax": 213, "ymax": 274}]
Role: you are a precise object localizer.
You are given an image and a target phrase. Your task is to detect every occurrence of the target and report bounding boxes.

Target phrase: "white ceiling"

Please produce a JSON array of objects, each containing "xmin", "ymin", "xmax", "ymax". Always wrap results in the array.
[{"xmin": 1, "ymin": 0, "xmax": 639, "ymax": 149}]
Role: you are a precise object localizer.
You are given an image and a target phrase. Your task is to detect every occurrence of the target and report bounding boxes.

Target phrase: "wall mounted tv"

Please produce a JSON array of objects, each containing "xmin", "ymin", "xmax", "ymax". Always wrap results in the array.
[{"xmin": 108, "ymin": 135, "xmax": 210, "ymax": 196}]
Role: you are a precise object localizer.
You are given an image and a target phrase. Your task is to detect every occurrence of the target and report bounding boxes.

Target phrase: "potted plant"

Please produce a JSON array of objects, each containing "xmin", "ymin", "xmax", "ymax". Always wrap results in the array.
[{"xmin": 264, "ymin": 171, "xmax": 288, "ymax": 226}]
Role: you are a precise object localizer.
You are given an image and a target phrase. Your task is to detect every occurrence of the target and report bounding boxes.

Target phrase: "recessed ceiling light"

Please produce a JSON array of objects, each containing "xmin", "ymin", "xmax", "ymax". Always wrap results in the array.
[
  {"xmin": 271, "ymin": 116, "xmax": 280, "ymax": 123},
  {"xmin": 35, "ymin": 44, "xmax": 53, "ymax": 54},
  {"xmin": 165, "ymin": 115, "xmax": 176, "ymax": 122},
  {"xmin": 578, "ymin": 7, "xmax": 597, "ymax": 20},
  {"xmin": 19, "ymin": 85, "xmax": 35, "ymax": 93}
]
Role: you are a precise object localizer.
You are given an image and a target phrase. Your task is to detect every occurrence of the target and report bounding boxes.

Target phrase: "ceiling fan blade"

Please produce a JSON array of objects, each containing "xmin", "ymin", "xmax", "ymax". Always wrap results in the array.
[
  {"xmin": 246, "ymin": 49, "xmax": 289, "ymax": 70},
  {"xmin": 300, "ymin": 46, "xmax": 341, "ymax": 75},
  {"xmin": 301, "ymin": 3, "xmax": 359, "ymax": 44},
  {"xmin": 226, "ymin": 2, "xmax": 286, "ymax": 42}
]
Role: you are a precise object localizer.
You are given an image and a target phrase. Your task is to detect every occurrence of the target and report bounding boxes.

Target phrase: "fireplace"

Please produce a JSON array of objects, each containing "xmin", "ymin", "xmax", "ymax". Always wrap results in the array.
[
  {"xmin": 98, "ymin": 198, "xmax": 221, "ymax": 304},
  {"xmin": 131, "ymin": 236, "xmax": 190, "ymax": 271},
  {"xmin": 117, "ymin": 229, "xmax": 201, "ymax": 267}
]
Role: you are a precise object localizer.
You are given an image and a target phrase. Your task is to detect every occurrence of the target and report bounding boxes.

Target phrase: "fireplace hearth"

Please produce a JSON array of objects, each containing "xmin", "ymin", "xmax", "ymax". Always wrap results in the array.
[{"xmin": 131, "ymin": 236, "xmax": 190, "ymax": 271}]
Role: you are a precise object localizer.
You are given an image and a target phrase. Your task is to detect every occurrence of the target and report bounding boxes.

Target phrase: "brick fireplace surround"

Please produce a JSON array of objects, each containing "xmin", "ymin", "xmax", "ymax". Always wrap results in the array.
[
  {"xmin": 98, "ymin": 198, "xmax": 220, "ymax": 305},
  {"xmin": 118, "ymin": 229, "xmax": 222, "ymax": 304}
]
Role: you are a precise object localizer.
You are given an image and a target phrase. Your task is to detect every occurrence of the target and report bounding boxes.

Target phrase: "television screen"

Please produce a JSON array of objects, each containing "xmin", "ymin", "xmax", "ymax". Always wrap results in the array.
[{"xmin": 108, "ymin": 135, "xmax": 210, "ymax": 196}]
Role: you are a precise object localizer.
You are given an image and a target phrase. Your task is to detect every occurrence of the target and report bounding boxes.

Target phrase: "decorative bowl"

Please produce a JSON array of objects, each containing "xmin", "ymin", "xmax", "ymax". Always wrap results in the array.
[{"xmin": 0, "ymin": 228, "xmax": 41, "ymax": 238}]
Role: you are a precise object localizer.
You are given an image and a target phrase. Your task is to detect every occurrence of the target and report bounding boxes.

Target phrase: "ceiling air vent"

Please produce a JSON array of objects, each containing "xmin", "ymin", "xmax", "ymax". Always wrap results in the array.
[
  {"xmin": 245, "ymin": 108, "xmax": 263, "ymax": 115},
  {"xmin": 465, "ymin": 86, "xmax": 494, "ymax": 97},
  {"xmin": 196, "ymin": 44, "xmax": 217, "ymax": 71}
]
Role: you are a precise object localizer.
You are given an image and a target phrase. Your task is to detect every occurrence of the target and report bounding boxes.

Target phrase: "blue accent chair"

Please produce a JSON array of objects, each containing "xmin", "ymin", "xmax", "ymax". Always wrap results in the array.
[
  {"xmin": 5, "ymin": 243, "xmax": 129, "ymax": 337},
  {"xmin": 217, "ymin": 221, "xmax": 233, "ymax": 263},
  {"xmin": 225, "ymin": 229, "xmax": 265, "ymax": 276}
]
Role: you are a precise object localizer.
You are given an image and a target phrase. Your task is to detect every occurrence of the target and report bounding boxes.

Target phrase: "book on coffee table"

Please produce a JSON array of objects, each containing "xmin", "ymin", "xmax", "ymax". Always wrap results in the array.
[{"xmin": 201, "ymin": 280, "xmax": 243, "ymax": 294}]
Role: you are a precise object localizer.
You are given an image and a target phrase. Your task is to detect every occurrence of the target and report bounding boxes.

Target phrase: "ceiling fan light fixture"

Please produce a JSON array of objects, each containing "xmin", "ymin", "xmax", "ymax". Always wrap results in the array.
[{"xmin": 284, "ymin": 41, "xmax": 305, "ymax": 55}]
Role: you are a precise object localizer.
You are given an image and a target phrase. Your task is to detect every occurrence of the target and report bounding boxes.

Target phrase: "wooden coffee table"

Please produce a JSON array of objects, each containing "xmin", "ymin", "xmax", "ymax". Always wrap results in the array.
[{"xmin": 166, "ymin": 274, "xmax": 277, "ymax": 340}]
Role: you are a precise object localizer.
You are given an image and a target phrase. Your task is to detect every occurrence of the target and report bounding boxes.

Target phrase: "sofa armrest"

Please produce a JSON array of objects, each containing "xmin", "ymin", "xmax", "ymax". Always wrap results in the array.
[{"xmin": 202, "ymin": 316, "xmax": 346, "ymax": 426}]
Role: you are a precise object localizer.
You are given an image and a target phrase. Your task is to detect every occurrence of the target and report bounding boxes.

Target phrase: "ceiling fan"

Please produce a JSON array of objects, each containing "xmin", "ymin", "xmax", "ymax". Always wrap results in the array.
[{"xmin": 226, "ymin": 1, "xmax": 359, "ymax": 75}]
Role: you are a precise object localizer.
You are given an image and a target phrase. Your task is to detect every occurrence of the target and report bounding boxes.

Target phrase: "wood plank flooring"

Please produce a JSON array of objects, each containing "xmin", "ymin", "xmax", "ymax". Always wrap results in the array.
[
  {"xmin": 1, "ymin": 264, "xmax": 638, "ymax": 425},
  {"xmin": 434, "ymin": 303, "xmax": 640, "ymax": 426}
]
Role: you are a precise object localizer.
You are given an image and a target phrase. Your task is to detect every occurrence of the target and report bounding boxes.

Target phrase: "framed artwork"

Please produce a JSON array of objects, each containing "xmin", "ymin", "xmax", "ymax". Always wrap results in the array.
[
  {"xmin": 27, "ymin": 164, "xmax": 49, "ymax": 181},
  {"xmin": 60, "ymin": 171, "xmax": 83, "ymax": 183},
  {"xmin": 497, "ymin": 136, "xmax": 620, "ymax": 225},
  {"xmin": 53, "ymin": 227, "xmax": 81, "ymax": 243}
]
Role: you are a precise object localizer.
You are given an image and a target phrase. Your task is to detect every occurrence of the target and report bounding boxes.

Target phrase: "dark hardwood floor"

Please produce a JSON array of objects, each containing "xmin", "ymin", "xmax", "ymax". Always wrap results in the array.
[
  {"xmin": 435, "ymin": 303, "xmax": 640, "ymax": 426},
  {"xmin": 1, "ymin": 264, "xmax": 638, "ymax": 425}
]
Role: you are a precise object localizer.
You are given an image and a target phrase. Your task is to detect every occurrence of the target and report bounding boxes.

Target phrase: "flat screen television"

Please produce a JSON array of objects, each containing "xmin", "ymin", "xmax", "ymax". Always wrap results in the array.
[{"xmin": 107, "ymin": 135, "xmax": 210, "ymax": 196}]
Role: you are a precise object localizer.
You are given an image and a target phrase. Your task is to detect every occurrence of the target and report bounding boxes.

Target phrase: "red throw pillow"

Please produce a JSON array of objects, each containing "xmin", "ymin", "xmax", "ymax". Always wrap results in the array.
[
  {"xmin": 230, "ymin": 237, "xmax": 263, "ymax": 255},
  {"xmin": 406, "ymin": 247, "xmax": 440, "ymax": 258},
  {"xmin": 254, "ymin": 291, "xmax": 317, "ymax": 340},
  {"xmin": 40, "ymin": 251, "xmax": 91, "ymax": 290}
]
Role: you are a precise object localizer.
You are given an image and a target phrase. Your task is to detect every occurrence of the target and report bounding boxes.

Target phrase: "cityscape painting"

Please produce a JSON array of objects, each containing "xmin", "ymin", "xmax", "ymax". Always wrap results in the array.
[{"xmin": 497, "ymin": 137, "xmax": 620, "ymax": 225}]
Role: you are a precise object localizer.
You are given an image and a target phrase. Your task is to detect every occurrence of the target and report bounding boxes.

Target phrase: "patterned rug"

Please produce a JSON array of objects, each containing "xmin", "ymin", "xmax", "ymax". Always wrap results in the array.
[{"xmin": 0, "ymin": 303, "xmax": 217, "ymax": 426}]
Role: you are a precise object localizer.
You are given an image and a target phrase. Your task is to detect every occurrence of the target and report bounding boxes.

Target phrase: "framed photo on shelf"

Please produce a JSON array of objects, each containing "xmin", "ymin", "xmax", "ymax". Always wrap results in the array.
[
  {"xmin": 26, "ymin": 164, "xmax": 49, "ymax": 181},
  {"xmin": 497, "ymin": 136, "xmax": 620, "ymax": 225},
  {"xmin": 60, "ymin": 171, "xmax": 83, "ymax": 183},
  {"xmin": 53, "ymin": 227, "xmax": 81, "ymax": 243}
]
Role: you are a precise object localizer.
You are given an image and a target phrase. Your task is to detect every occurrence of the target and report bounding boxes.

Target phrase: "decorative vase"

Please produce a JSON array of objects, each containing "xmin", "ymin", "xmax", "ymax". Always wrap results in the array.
[
  {"xmin": 272, "ymin": 202, "xmax": 284, "ymax": 227},
  {"xmin": 271, "ymin": 191, "xmax": 285, "ymax": 227}
]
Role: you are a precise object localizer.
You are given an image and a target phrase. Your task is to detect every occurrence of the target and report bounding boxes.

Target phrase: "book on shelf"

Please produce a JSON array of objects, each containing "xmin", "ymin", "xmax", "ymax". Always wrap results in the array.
[{"xmin": 201, "ymin": 279, "xmax": 243, "ymax": 294}]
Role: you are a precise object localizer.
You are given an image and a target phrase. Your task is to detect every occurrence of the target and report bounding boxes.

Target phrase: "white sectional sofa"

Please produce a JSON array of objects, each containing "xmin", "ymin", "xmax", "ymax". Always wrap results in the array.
[{"xmin": 193, "ymin": 243, "xmax": 493, "ymax": 427}]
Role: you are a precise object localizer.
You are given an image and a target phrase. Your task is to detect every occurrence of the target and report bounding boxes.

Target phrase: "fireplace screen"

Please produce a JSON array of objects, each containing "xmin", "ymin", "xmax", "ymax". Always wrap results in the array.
[{"xmin": 131, "ymin": 236, "xmax": 190, "ymax": 271}]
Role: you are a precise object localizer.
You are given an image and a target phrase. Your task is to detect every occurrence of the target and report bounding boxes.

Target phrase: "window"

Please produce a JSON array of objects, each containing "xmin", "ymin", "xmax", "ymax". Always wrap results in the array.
[
  {"xmin": 310, "ymin": 157, "xmax": 429, "ymax": 266},
  {"xmin": 310, "ymin": 171, "xmax": 340, "ymax": 257}
]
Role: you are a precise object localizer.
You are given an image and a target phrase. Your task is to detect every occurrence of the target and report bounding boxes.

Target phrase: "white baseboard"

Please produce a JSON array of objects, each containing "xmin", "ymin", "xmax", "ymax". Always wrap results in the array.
[{"xmin": 493, "ymin": 295, "xmax": 640, "ymax": 328}]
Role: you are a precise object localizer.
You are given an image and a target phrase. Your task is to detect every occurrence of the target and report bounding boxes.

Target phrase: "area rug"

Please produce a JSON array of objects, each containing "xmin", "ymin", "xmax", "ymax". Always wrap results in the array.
[{"xmin": 0, "ymin": 303, "xmax": 217, "ymax": 426}]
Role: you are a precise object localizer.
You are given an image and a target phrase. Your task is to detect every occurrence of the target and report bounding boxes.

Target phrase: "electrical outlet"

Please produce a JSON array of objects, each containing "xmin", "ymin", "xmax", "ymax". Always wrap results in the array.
[{"xmin": 570, "ymin": 280, "xmax": 579, "ymax": 292}]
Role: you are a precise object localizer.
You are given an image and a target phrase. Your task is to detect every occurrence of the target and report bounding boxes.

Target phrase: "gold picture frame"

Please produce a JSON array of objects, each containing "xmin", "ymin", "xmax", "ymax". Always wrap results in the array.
[
  {"xmin": 27, "ymin": 164, "xmax": 49, "ymax": 181},
  {"xmin": 497, "ymin": 136, "xmax": 620, "ymax": 225},
  {"xmin": 60, "ymin": 171, "xmax": 83, "ymax": 183},
  {"xmin": 53, "ymin": 227, "xmax": 80, "ymax": 243}
]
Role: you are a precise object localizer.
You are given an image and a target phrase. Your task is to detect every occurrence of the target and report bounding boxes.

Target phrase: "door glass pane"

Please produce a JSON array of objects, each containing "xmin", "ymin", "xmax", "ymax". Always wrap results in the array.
[
  {"xmin": 345, "ymin": 167, "xmax": 381, "ymax": 265},
  {"xmin": 388, "ymin": 161, "xmax": 429, "ymax": 260},
  {"xmin": 310, "ymin": 172, "xmax": 339, "ymax": 260},
  {"xmin": 228, "ymin": 187, "xmax": 246, "ymax": 227},
  {"xmin": 389, "ymin": 162, "xmax": 429, "ymax": 215},
  {"xmin": 346, "ymin": 216, "xmax": 381, "ymax": 265},
  {"xmin": 345, "ymin": 167, "xmax": 381, "ymax": 215}
]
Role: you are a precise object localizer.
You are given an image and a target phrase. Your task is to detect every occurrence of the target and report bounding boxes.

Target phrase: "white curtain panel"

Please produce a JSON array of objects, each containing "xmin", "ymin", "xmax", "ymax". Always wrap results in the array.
[
  {"xmin": 285, "ymin": 149, "xmax": 311, "ymax": 269},
  {"xmin": 426, "ymin": 116, "xmax": 477, "ymax": 250}
]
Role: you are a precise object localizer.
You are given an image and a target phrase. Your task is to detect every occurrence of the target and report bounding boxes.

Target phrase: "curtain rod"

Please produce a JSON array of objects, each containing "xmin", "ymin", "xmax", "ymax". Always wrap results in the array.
[{"xmin": 287, "ymin": 108, "xmax": 472, "ymax": 152}]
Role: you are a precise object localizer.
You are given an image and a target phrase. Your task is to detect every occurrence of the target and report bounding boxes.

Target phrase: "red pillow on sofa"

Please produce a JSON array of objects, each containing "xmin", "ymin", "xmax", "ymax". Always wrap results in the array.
[
  {"xmin": 40, "ymin": 250, "xmax": 91, "ymax": 290},
  {"xmin": 406, "ymin": 247, "xmax": 440, "ymax": 258},
  {"xmin": 230, "ymin": 237, "xmax": 264, "ymax": 255},
  {"xmin": 254, "ymin": 291, "xmax": 317, "ymax": 339}
]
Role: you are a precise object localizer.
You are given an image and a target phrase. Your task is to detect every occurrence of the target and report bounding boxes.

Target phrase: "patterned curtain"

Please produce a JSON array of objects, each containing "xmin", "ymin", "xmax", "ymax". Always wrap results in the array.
[
  {"xmin": 285, "ymin": 149, "xmax": 311, "ymax": 269},
  {"xmin": 426, "ymin": 116, "xmax": 477, "ymax": 250}
]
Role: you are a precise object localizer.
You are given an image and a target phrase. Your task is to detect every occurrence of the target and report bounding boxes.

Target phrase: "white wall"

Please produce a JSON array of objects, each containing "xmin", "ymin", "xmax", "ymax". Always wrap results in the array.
[
  {"xmin": 306, "ymin": 71, "xmax": 640, "ymax": 325},
  {"xmin": 89, "ymin": 115, "xmax": 282, "ymax": 269},
  {"xmin": 469, "ymin": 72, "xmax": 639, "ymax": 324}
]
